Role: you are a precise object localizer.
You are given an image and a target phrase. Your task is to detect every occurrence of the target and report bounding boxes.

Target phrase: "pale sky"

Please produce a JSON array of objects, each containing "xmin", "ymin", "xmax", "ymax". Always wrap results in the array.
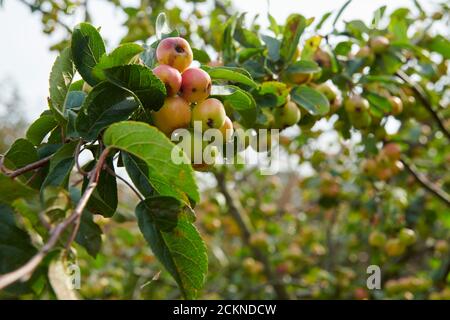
[{"xmin": 0, "ymin": 0, "xmax": 442, "ymax": 121}]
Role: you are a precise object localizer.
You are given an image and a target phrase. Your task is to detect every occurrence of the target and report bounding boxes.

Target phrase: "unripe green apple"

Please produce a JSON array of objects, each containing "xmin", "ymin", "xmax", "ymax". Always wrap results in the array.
[
  {"xmin": 152, "ymin": 96, "xmax": 191, "ymax": 136},
  {"xmin": 344, "ymin": 95, "xmax": 370, "ymax": 113},
  {"xmin": 388, "ymin": 96, "xmax": 403, "ymax": 115},
  {"xmin": 273, "ymin": 101, "xmax": 301, "ymax": 129},
  {"xmin": 218, "ymin": 116, "xmax": 234, "ymax": 143},
  {"xmin": 369, "ymin": 230, "xmax": 387, "ymax": 247},
  {"xmin": 191, "ymin": 98, "xmax": 226, "ymax": 131},
  {"xmin": 313, "ymin": 48, "xmax": 332, "ymax": 69},
  {"xmin": 356, "ymin": 46, "xmax": 375, "ymax": 64},
  {"xmin": 385, "ymin": 238, "xmax": 406, "ymax": 256},
  {"xmin": 349, "ymin": 110, "xmax": 372, "ymax": 129},
  {"xmin": 398, "ymin": 228, "xmax": 417, "ymax": 246},
  {"xmin": 180, "ymin": 68, "xmax": 212, "ymax": 103},
  {"xmin": 282, "ymin": 72, "xmax": 313, "ymax": 85},
  {"xmin": 369, "ymin": 36, "xmax": 390, "ymax": 54},
  {"xmin": 156, "ymin": 37, "xmax": 193, "ymax": 72},
  {"xmin": 316, "ymin": 82, "xmax": 339, "ymax": 103},
  {"xmin": 152, "ymin": 64, "xmax": 182, "ymax": 96}
]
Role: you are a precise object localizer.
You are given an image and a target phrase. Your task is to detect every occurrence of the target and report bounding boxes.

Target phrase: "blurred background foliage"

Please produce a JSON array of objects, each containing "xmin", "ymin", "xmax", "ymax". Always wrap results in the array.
[{"xmin": 1, "ymin": 0, "xmax": 449, "ymax": 299}]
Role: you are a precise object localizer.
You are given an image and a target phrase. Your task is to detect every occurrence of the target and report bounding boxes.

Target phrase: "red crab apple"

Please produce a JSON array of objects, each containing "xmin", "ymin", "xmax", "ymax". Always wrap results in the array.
[
  {"xmin": 152, "ymin": 65, "xmax": 182, "ymax": 96},
  {"xmin": 152, "ymin": 96, "xmax": 191, "ymax": 136},
  {"xmin": 191, "ymin": 98, "xmax": 226, "ymax": 131},
  {"xmin": 180, "ymin": 68, "xmax": 212, "ymax": 103},
  {"xmin": 156, "ymin": 37, "xmax": 193, "ymax": 72}
]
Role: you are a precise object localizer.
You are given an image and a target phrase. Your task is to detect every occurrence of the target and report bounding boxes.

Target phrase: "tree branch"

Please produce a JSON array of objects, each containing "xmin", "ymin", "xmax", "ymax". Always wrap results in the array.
[
  {"xmin": 395, "ymin": 70, "xmax": 450, "ymax": 140},
  {"xmin": 214, "ymin": 170, "xmax": 290, "ymax": 299},
  {"xmin": 3, "ymin": 155, "xmax": 52, "ymax": 179},
  {"xmin": 401, "ymin": 158, "xmax": 450, "ymax": 206},
  {"xmin": 0, "ymin": 148, "xmax": 111, "ymax": 290}
]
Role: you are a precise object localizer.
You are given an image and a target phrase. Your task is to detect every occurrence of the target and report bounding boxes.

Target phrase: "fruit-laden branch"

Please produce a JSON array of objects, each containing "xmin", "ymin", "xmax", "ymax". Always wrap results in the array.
[
  {"xmin": 0, "ymin": 154, "xmax": 52, "ymax": 179},
  {"xmin": 395, "ymin": 70, "xmax": 450, "ymax": 141},
  {"xmin": 214, "ymin": 170, "xmax": 290, "ymax": 300},
  {"xmin": 400, "ymin": 159, "xmax": 450, "ymax": 207},
  {"xmin": 0, "ymin": 148, "xmax": 111, "ymax": 290}
]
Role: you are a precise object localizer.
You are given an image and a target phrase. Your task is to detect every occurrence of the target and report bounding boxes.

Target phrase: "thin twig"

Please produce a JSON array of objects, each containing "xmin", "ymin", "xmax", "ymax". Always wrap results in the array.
[
  {"xmin": 105, "ymin": 166, "xmax": 144, "ymax": 201},
  {"xmin": 6, "ymin": 155, "xmax": 52, "ymax": 179},
  {"xmin": 214, "ymin": 170, "xmax": 290, "ymax": 300},
  {"xmin": 0, "ymin": 148, "xmax": 111, "ymax": 290},
  {"xmin": 401, "ymin": 158, "xmax": 450, "ymax": 206},
  {"xmin": 396, "ymin": 70, "xmax": 450, "ymax": 140}
]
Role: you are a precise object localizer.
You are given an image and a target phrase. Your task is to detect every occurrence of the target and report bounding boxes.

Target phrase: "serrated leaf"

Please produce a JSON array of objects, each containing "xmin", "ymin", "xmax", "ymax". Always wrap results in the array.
[
  {"xmin": 136, "ymin": 202, "xmax": 207, "ymax": 299},
  {"xmin": 49, "ymin": 47, "xmax": 75, "ymax": 122},
  {"xmin": 103, "ymin": 64, "xmax": 166, "ymax": 110},
  {"xmin": 71, "ymin": 23, "xmax": 106, "ymax": 86},
  {"xmin": 203, "ymin": 66, "xmax": 257, "ymax": 88},
  {"xmin": 40, "ymin": 141, "xmax": 77, "ymax": 192},
  {"xmin": 103, "ymin": 121, "xmax": 199, "ymax": 204},
  {"xmin": 291, "ymin": 85, "xmax": 330, "ymax": 116},
  {"xmin": 75, "ymin": 82, "xmax": 139, "ymax": 141},
  {"xmin": 81, "ymin": 157, "xmax": 118, "ymax": 217},
  {"xmin": 122, "ymin": 152, "xmax": 154, "ymax": 198},
  {"xmin": 92, "ymin": 43, "xmax": 144, "ymax": 80},
  {"xmin": 26, "ymin": 114, "xmax": 58, "ymax": 146}
]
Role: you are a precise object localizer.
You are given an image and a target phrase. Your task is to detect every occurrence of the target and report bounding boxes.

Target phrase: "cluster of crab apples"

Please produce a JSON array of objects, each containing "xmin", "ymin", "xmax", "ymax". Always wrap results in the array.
[{"xmin": 150, "ymin": 37, "xmax": 234, "ymax": 169}]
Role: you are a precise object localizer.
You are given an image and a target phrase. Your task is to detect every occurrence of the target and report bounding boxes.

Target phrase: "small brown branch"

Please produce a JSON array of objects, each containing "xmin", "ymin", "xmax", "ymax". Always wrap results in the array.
[
  {"xmin": 401, "ymin": 158, "xmax": 450, "ymax": 207},
  {"xmin": 395, "ymin": 70, "xmax": 450, "ymax": 140},
  {"xmin": 0, "ymin": 148, "xmax": 111, "ymax": 290},
  {"xmin": 105, "ymin": 166, "xmax": 144, "ymax": 201},
  {"xmin": 5, "ymin": 155, "xmax": 52, "ymax": 179},
  {"xmin": 214, "ymin": 170, "xmax": 290, "ymax": 300}
]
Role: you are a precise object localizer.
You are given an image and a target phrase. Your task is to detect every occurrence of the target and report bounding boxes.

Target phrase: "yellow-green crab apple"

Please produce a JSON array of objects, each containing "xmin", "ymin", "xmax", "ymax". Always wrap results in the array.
[
  {"xmin": 156, "ymin": 37, "xmax": 193, "ymax": 72},
  {"xmin": 191, "ymin": 98, "xmax": 226, "ymax": 131},
  {"xmin": 273, "ymin": 101, "xmax": 301, "ymax": 129},
  {"xmin": 152, "ymin": 65, "xmax": 182, "ymax": 96},
  {"xmin": 344, "ymin": 95, "xmax": 370, "ymax": 113},
  {"xmin": 388, "ymin": 96, "xmax": 403, "ymax": 115},
  {"xmin": 180, "ymin": 68, "xmax": 212, "ymax": 103},
  {"xmin": 152, "ymin": 96, "xmax": 191, "ymax": 136},
  {"xmin": 369, "ymin": 36, "xmax": 390, "ymax": 54},
  {"xmin": 218, "ymin": 116, "xmax": 234, "ymax": 143}
]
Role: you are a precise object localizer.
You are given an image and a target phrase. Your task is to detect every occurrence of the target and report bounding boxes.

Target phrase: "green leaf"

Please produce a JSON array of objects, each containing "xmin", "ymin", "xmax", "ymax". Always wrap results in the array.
[
  {"xmin": 268, "ymin": 14, "xmax": 280, "ymax": 35},
  {"xmin": 192, "ymin": 48, "xmax": 211, "ymax": 63},
  {"xmin": 222, "ymin": 16, "xmax": 236, "ymax": 63},
  {"xmin": 64, "ymin": 91, "xmax": 86, "ymax": 113},
  {"xmin": 4, "ymin": 139, "xmax": 39, "ymax": 172},
  {"xmin": 261, "ymin": 35, "xmax": 281, "ymax": 62},
  {"xmin": 71, "ymin": 23, "xmax": 106, "ymax": 86},
  {"xmin": 40, "ymin": 141, "xmax": 77, "ymax": 192},
  {"xmin": 291, "ymin": 85, "xmax": 330, "ymax": 116},
  {"xmin": 136, "ymin": 201, "xmax": 207, "ymax": 299},
  {"xmin": 81, "ymin": 157, "xmax": 118, "ymax": 217},
  {"xmin": 76, "ymin": 82, "xmax": 139, "ymax": 141},
  {"xmin": 122, "ymin": 152, "xmax": 154, "ymax": 198},
  {"xmin": 259, "ymin": 81, "xmax": 290, "ymax": 107},
  {"xmin": 103, "ymin": 121, "xmax": 199, "ymax": 204},
  {"xmin": 103, "ymin": 64, "xmax": 166, "ymax": 110},
  {"xmin": 428, "ymin": 35, "xmax": 450, "ymax": 59},
  {"xmin": 0, "ymin": 204, "xmax": 38, "ymax": 294},
  {"xmin": 234, "ymin": 15, "xmax": 261, "ymax": 48},
  {"xmin": 49, "ymin": 47, "xmax": 75, "ymax": 122},
  {"xmin": 92, "ymin": 43, "xmax": 144, "ymax": 80},
  {"xmin": 365, "ymin": 92, "xmax": 392, "ymax": 116},
  {"xmin": 333, "ymin": 0, "xmax": 352, "ymax": 27},
  {"xmin": 70, "ymin": 188, "xmax": 102, "ymax": 258},
  {"xmin": 284, "ymin": 60, "xmax": 321, "ymax": 75},
  {"xmin": 136, "ymin": 196, "xmax": 186, "ymax": 232},
  {"xmin": 0, "ymin": 174, "xmax": 37, "ymax": 204},
  {"xmin": 315, "ymin": 12, "xmax": 332, "ymax": 31},
  {"xmin": 222, "ymin": 87, "xmax": 257, "ymax": 127},
  {"xmin": 280, "ymin": 14, "xmax": 307, "ymax": 63},
  {"xmin": 203, "ymin": 66, "xmax": 257, "ymax": 88},
  {"xmin": 26, "ymin": 114, "xmax": 58, "ymax": 146}
]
